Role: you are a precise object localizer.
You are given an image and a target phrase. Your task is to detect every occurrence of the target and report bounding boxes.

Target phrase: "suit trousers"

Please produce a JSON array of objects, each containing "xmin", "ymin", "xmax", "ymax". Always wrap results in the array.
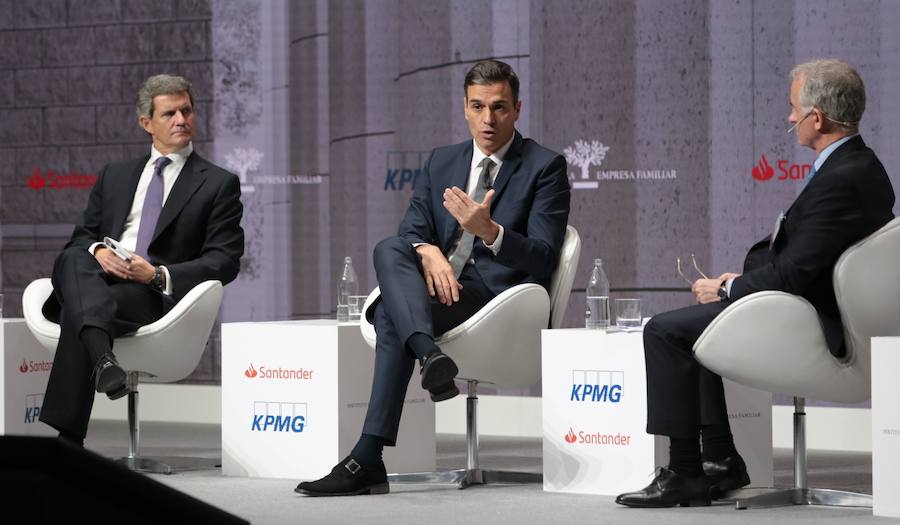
[
  {"xmin": 644, "ymin": 301, "xmax": 730, "ymax": 439},
  {"xmin": 361, "ymin": 236, "xmax": 494, "ymax": 444},
  {"xmin": 39, "ymin": 247, "xmax": 164, "ymax": 438}
]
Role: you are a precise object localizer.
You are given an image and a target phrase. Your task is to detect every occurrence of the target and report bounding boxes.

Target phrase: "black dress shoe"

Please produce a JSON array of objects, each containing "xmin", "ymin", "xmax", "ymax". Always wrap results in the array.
[
  {"xmin": 615, "ymin": 467, "xmax": 711, "ymax": 508},
  {"xmin": 703, "ymin": 455, "xmax": 750, "ymax": 499},
  {"xmin": 295, "ymin": 456, "xmax": 389, "ymax": 496},
  {"xmin": 419, "ymin": 351, "xmax": 458, "ymax": 390},
  {"xmin": 93, "ymin": 353, "xmax": 128, "ymax": 398}
]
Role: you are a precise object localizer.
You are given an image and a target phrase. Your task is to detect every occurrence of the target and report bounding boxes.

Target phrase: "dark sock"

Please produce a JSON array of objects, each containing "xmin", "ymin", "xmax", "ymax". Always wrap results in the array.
[
  {"xmin": 668, "ymin": 437, "xmax": 703, "ymax": 477},
  {"xmin": 350, "ymin": 434, "xmax": 388, "ymax": 468},
  {"xmin": 80, "ymin": 326, "xmax": 112, "ymax": 366},
  {"xmin": 58, "ymin": 431, "xmax": 85, "ymax": 448},
  {"xmin": 406, "ymin": 332, "xmax": 439, "ymax": 361},
  {"xmin": 700, "ymin": 423, "xmax": 738, "ymax": 461}
]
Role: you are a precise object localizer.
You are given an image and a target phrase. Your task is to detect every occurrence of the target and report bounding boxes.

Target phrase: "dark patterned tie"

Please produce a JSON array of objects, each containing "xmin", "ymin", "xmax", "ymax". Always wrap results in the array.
[
  {"xmin": 134, "ymin": 156, "xmax": 171, "ymax": 259},
  {"xmin": 447, "ymin": 159, "xmax": 495, "ymax": 277}
]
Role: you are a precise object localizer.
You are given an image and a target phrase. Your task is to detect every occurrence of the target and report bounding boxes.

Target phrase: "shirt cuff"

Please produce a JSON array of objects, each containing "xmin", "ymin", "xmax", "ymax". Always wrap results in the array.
[
  {"xmin": 482, "ymin": 225, "xmax": 504, "ymax": 255},
  {"xmin": 725, "ymin": 277, "xmax": 735, "ymax": 298},
  {"xmin": 160, "ymin": 265, "xmax": 173, "ymax": 296},
  {"xmin": 88, "ymin": 242, "xmax": 104, "ymax": 255}
]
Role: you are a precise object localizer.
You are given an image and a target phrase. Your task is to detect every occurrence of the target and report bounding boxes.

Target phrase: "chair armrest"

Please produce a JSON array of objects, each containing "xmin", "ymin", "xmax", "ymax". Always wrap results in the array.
[{"xmin": 694, "ymin": 291, "xmax": 868, "ymax": 402}]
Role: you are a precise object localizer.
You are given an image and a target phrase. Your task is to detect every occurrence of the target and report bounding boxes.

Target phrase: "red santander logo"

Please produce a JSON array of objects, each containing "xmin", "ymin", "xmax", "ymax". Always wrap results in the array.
[
  {"xmin": 19, "ymin": 359, "xmax": 52, "ymax": 374},
  {"xmin": 244, "ymin": 363, "xmax": 258, "ymax": 378},
  {"xmin": 19, "ymin": 360, "xmax": 29, "ymax": 373},
  {"xmin": 752, "ymin": 155, "xmax": 812, "ymax": 182},
  {"xmin": 28, "ymin": 168, "xmax": 46, "ymax": 190},
  {"xmin": 564, "ymin": 427, "xmax": 577, "ymax": 444}
]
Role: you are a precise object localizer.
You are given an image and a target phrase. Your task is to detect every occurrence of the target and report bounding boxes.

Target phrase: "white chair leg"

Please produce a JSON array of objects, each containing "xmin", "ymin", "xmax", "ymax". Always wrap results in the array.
[
  {"xmin": 731, "ymin": 398, "xmax": 871, "ymax": 510},
  {"xmin": 388, "ymin": 380, "xmax": 541, "ymax": 489},
  {"xmin": 115, "ymin": 372, "xmax": 220, "ymax": 475}
]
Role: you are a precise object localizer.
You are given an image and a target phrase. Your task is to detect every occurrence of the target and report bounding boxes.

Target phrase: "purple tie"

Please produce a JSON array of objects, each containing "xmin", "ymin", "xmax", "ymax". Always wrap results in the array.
[{"xmin": 135, "ymin": 156, "xmax": 171, "ymax": 259}]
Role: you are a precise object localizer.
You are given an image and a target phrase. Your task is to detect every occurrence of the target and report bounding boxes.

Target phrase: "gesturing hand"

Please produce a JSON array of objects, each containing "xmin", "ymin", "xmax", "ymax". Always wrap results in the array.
[
  {"xmin": 416, "ymin": 244, "xmax": 462, "ymax": 305},
  {"xmin": 443, "ymin": 187, "xmax": 500, "ymax": 244}
]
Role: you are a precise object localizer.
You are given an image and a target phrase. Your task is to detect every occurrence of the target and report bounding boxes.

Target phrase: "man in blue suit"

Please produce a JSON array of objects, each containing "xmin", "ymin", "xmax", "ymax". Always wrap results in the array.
[{"xmin": 297, "ymin": 60, "xmax": 571, "ymax": 496}]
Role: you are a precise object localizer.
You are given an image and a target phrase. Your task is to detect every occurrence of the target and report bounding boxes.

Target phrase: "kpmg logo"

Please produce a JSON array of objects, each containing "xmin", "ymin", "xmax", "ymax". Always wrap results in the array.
[
  {"xmin": 19, "ymin": 359, "xmax": 53, "ymax": 374},
  {"xmin": 250, "ymin": 401, "xmax": 307, "ymax": 433},
  {"xmin": 384, "ymin": 151, "xmax": 429, "ymax": 191},
  {"xmin": 24, "ymin": 394, "xmax": 44, "ymax": 424},
  {"xmin": 751, "ymin": 154, "xmax": 812, "ymax": 182},
  {"xmin": 563, "ymin": 139, "xmax": 677, "ymax": 190},
  {"xmin": 562, "ymin": 426, "xmax": 632, "ymax": 446},
  {"xmin": 243, "ymin": 363, "xmax": 314, "ymax": 381},
  {"xmin": 570, "ymin": 369, "xmax": 624, "ymax": 403}
]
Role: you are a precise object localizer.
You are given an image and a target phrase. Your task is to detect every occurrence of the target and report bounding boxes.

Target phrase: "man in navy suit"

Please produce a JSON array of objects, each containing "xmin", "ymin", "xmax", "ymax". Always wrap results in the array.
[
  {"xmin": 297, "ymin": 60, "xmax": 571, "ymax": 496},
  {"xmin": 616, "ymin": 59, "xmax": 894, "ymax": 508},
  {"xmin": 39, "ymin": 74, "xmax": 244, "ymax": 446}
]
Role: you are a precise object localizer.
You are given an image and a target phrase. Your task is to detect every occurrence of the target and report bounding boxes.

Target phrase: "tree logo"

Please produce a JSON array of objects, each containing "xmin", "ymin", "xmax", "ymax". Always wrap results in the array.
[
  {"xmin": 225, "ymin": 147, "xmax": 264, "ymax": 189},
  {"xmin": 563, "ymin": 140, "xmax": 610, "ymax": 180}
]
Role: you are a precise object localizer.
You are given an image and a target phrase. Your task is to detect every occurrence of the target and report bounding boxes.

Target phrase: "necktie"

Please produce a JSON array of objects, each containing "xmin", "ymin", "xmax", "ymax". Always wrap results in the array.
[
  {"xmin": 135, "ymin": 156, "xmax": 171, "ymax": 259},
  {"xmin": 447, "ymin": 159, "xmax": 495, "ymax": 278}
]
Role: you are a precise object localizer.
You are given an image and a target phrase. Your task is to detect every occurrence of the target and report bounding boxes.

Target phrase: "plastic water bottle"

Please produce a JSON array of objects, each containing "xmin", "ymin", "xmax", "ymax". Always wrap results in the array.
[
  {"xmin": 336, "ymin": 256, "xmax": 358, "ymax": 323},
  {"xmin": 585, "ymin": 258, "xmax": 610, "ymax": 329}
]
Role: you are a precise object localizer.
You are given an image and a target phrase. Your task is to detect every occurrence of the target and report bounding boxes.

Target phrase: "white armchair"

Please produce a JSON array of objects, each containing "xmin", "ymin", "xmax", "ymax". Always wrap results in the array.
[
  {"xmin": 360, "ymin": 225, "xmax": 581, "ymax": 488},
  {"xmin": 22, "ymin": 278, "xmax": 224, "ymax": 474},
  {"xmin": 694, "ymin": 217, "xmax": 900, "ymax": 509}
]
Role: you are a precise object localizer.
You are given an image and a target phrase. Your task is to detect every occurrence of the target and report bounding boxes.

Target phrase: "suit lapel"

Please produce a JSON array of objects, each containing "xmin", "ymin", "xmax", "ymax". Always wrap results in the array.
[
  {"xmin": 489, "ymin": 132, "xmax": 523, "ymax": 210},
  {"xmin": 441, "ymin": 142, "xmax": 474, "ymax": 248},
  {"xmin": 152, "ymin": 152, "xmax": 207, "ymax": 243},
  {"xmin": 112, "ymin": 156, "xmax": 149, "ymax": 237}
]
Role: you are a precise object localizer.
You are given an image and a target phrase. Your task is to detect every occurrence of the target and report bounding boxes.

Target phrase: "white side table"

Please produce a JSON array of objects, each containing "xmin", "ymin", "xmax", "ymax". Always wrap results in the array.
[
  {"xmin": 221, "ymin": 320, "xmax": 436, "ymax": 479},
  {"xmin": 541, "ymin": 327, "xmax": 773, "ymax": 495},
  {"xmin": 1, "ymin": 319, "xmax": 56, "ymax": 436},
  {"xmin": 872, "ymin": 336, "xmax": 900, "ymax": 518}
]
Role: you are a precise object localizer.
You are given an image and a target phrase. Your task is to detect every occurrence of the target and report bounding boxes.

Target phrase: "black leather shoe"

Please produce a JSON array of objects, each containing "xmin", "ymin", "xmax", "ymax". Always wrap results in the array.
[
  {"xmin": 615, "ymin": 467, "xmax": 711, "ymax": 508},
  {"xmin": 93, "ymin": 353, "xmax": 127, "ymax": 397},
  {"xmin": 703, "ymin": 455, "xmax": 750, "ymax": 499},
  {"xmin": 295, "ymin": 456, "xmax": 389, "ymax": 496},
  {"xmin": 419, "ymin": 351, "xmax": 458, "ymax": 391},
  {"xmin": 427, "ymin": 380, "xmax": 459, "ymax": 402}
]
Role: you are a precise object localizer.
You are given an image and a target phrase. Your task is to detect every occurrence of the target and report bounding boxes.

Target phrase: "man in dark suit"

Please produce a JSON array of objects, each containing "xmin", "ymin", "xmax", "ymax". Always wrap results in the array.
[
  {"xmin": 296, "ymin": 60, "xmax": 571, "ymax": 496},
  {"xmin": 617, "ymin": 59, "xmax": 894, "ymax": 508},
  {"xmin": 39, "ymin": 74, "xmax": 244, "ymax": 446}
]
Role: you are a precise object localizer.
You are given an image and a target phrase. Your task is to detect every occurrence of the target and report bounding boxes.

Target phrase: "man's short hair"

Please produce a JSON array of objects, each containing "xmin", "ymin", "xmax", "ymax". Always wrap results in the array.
[
  {"xmin": 791, "ymin": 59, "xmax": 865, "ymax": 131},
  {"xmin": 135, "ymin": 74, "xmax": 195, "ymax": 121},
  {"xmin": 464, "ymin": 60, "xmax": 520, "ymax": 103}
]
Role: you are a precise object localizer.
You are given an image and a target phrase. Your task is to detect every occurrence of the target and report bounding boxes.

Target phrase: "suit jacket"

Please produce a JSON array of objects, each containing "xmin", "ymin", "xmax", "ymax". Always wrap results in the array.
[
  {"xmin": 732, "ymin": 136, "xmax": 894, "ymax": 357},
  {"xmin": 54, "ymin": 151, "xmax": 244, "ymax": 307},
  {"xmin": 398, "ymin": 131, "xmax": 571, "ymax": 295}
]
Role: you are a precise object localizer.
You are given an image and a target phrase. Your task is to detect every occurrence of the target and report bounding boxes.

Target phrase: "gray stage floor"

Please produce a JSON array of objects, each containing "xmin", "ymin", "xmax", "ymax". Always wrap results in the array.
[{"xmin": 86, "ymin": 420, "xmax": 894, "ymax": 525}]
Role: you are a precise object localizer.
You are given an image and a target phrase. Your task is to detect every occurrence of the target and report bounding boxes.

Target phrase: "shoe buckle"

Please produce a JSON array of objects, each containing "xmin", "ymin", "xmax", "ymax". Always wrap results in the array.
[{"xmin": 345, "ymin": 458, "xmax": 362, "ymax": 475}]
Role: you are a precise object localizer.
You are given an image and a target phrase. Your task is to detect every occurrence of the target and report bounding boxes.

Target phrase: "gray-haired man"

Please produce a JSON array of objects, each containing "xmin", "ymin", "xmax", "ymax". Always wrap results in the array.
[
  {"xmin": 616, "ymin": 59, "xmax": 894, "ymax": 508},
  {"xmin": 40, "ymin": 74, "xmax": 244, "ymax": 446}
]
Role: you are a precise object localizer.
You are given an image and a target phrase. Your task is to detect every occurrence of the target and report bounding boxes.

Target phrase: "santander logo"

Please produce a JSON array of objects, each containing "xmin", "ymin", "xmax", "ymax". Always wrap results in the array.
[
  {"xmin": 19, "ymin": 359, "xmax": 52, "ymax": 374},
  {"xmin": 245, "ymin": 363, "xmax": 258, "ymax": 378},
  {"xmin": 564, "ymin": 428, "xmax": 577, "ymax": 444},
  {"xmin": 752, "ymin": 155, "xmax": 775, "ymax": 181}
]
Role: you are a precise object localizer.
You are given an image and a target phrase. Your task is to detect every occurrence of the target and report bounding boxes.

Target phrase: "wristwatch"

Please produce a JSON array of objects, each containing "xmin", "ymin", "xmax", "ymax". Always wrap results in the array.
[
  {"xmin": 717, "ymin": 280, "xmax": 728, "ymax": 301},
  {"xmin": 149, "ymin": 266, "xmax": 165, "ymax": 292}
]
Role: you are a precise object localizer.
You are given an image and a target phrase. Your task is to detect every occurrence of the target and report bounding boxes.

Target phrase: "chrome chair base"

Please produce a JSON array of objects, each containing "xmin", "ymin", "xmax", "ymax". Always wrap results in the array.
[
  {"xmin": 729, "ymin": 487, "xmax": 872, "ymax": 510},
  {"xmin": 116, "ymin": 455, "xmax": 221, "ymax": 475},
  {"xmin": 389, "ymin": 468, "xmax": 542, "ymax": 489}
]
